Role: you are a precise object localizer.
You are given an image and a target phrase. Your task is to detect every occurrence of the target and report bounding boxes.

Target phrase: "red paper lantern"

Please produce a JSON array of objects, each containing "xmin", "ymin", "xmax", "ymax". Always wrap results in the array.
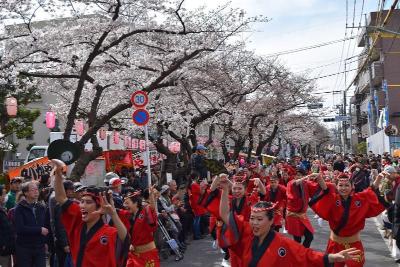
[
  {"xmin": 169, "ymin": 142, "xmax": 181, "ymax": 153},
  {"xmin": 5, "ymin": 97, "xmax": 17, "ymax": 117},
  {"xmin": 75, "ymin": 120, "xmax": 85, "ymax": 136},
  {"xmin": 124, "ymin": 136, "xmax": 132, "ymax": 148},
  {"xmin": 113, "ymin": 130, "xmax": 119, "ymax": 144},
  {"xmin": 46, "ymin": 111, "xmax": 56, "ymax": 129},
  {"xmin": 98, "ymin": 127, "xmax": 107, "ymax": 140}
]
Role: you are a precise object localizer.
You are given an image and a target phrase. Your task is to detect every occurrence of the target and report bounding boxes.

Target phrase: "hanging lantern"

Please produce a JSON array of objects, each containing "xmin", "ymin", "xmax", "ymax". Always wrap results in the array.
[
  {"xmin": 169, "ymin": 142, "xmax": 181, "ymax": 153},
  {"xmin": 127, "ymin": 136, "xmax": 132, "ymax": 149},
  {"xmin": 5, "ymin": 97, "xmax": 17, "ymax": 117},
  {"xmin": 46, "ymin": 111, "xmax": 56, "ymax": 129},
  {"xmin": 139, "ymin": 140, "xmax": 146, "ymax": 151},
  {"xmin": 74, "ymin": 120, "xmax": 85, "ymax": 136},
  {"xmin": 113, "ymin": 130, "xmax": 119, "ymax": 144},
  {"xmin": 98, "ymin": 127, "xmax": 107, "ymax": 140},
  {"xmin": 124, "ymin": 136, "xmax": 132, "ymax": 148},
  {"xmin": 132, "ymin": 139, "xmax": 139, "ymax": 150}
]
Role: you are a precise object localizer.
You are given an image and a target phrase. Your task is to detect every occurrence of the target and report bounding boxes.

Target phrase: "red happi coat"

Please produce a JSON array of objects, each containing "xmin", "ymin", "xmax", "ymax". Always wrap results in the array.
[
  {"xmin": 203, "ymin": 189, "xmax": 259, "ymax": 267},
  {"xmin": 189, "ymin": 182, "xmax": 208, "ymax": 216},
  {"xmin": 204, "ymin": 189, "xmax": 259, "ymax": 222},
  {"xmin": 262, "ymin": 184, "xmax": 287, "ymax": 227},
  {"xmin": 118, "ymin": 206, "xmax": 159, "ymax": 267},
  {"xmin": 285, "ymin": 179, "xmax": 319, "ymax": 236},
  {"xmin": 61, "ymin": 200, "xmax": 129, "ymax": 267},
  {"xmin": 217, "ymin": 213, "xmax": 330, "ymax": 267},
  {"xmin": 310, "ymin": 186, "xmax": 387, "ymax": 267}
]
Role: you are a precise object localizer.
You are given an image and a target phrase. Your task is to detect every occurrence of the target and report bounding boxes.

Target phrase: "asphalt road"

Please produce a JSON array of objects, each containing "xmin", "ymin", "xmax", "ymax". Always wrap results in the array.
[{"xmin": 162, "ymin": 212, "xmax": 399, "ymax": 267}]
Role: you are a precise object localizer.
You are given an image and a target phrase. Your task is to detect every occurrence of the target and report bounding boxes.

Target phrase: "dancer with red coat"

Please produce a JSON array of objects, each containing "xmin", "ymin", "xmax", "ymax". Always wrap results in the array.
[
  {"xmin": 52, "ymin": 159, "xmax": 129, "ymax": 267},
  {"xmin": 216, "ymin": 175, "xmax": 361, "ymax": 267},
  {"xmin": 309, "ymin": 173, "xmax": 388, "ymax": 267},
  {"xmin": 261, "ymin": 175, "xmax": 287, "ymax": 231},
  {"xmin": 118, "ymin": 189, "xmax": 159, "ymax": 267},
  {"xmin": 285, "ymin": 167, "xmax": 322, "ymax": 247},
  {"xmin": 204, "ymin": 174, "xmax": 261, "ymax": 267}
]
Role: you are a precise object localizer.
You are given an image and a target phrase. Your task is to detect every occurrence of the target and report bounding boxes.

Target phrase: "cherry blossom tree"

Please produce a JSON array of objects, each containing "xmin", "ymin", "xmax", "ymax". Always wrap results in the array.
[{"xmin": 1, "ymin": 0, "xmax": 267, "ymax": 179}]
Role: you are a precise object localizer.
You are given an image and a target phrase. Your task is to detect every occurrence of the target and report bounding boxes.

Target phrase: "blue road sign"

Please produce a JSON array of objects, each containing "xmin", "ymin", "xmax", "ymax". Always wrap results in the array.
[{"xmin": 132, "ymin": 109, "xmax": 150, "ymax": 126}]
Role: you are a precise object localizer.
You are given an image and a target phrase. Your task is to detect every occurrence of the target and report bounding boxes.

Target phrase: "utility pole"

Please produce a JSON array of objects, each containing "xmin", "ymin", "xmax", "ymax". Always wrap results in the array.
[
  {"xmin": 364, "ymin": 14, "xmax": 378, "ymax": 135},
  {"xmin": 343, "ymin": 61, "xmax": 347, "ymax": 155},
  {"xmin": 349, "ymin": 102, "xmax": 353, "ymax": 154}
]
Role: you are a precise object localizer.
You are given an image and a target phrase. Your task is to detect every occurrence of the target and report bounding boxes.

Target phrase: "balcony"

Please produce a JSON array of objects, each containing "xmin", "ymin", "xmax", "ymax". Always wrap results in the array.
[
  {"xmin": 371, "ymin": 61, "xmax": 383, "ymax": 86},
  {"xmin": 355, "ymin": 71, "xmax": 370, "ymax": 94}
]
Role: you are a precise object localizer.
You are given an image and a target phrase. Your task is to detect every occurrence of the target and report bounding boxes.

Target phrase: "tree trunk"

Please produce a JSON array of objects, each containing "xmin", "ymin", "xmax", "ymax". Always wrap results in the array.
[
  {"xmin": 232, "ymin": 137, "xmax": 245, "ymax": 161},
  {"xmin": 221, "ymin": 137, "xmax": 229, "ymax": 162},
  {"xmin": 70, "ymin": 135, "xmax": 103, "ymax": 181},
  {"xmin": 255, "ymin": 123, "xmax": 279, "ymax": 157}
]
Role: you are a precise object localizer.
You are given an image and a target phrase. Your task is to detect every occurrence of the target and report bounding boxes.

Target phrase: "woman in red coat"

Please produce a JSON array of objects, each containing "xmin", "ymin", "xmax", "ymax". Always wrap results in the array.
[
  {"xmin": 310, "ymin": 173, "xmax": 388, "ymax": 267},
  {"xmin": 262, "ymin": 175, "xmax": 287, "ymax": 232},
  {"xmin": 216, "ymin": 175, "xmax": 361, "ymax": 267},
  {"xmin": 204, "ymin": 174, "xmax": 260, "ymax": 267},
  {"xmin": 118, "ymin": 188, "xmax": 159, "ymax": 267},
  {"xmin": 285, "ymin": 167, "xmax": 321, "ymax": 247}
]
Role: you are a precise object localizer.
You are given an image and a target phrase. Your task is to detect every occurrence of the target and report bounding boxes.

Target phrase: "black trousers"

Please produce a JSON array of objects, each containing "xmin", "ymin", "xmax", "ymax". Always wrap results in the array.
[
  {"xmin": 16, "ymin": 245, "xmax": 46, "ymax": 267},
  {"xmin": 293, "ymin": 228, "xmax": 314, "ymax": 248}
]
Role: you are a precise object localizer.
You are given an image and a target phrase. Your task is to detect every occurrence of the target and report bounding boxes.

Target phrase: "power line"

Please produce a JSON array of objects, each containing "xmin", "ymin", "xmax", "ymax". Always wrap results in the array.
[
  {"xmin": 263, "ymin": 35, "xmax": 359, "ymax": 58},
  {"xmin": 294, "ymin": 55, "xmax": 362, "ymax": 73},
  {"xmin": 308, "ymin": 68, "xmax": 357, "ymax": 81}
]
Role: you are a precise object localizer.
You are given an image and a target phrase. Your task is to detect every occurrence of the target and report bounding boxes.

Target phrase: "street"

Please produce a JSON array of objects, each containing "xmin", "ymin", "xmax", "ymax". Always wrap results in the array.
[{"xmin": 163, "ymin": 212, "xmax": 399, "ymax": 267}]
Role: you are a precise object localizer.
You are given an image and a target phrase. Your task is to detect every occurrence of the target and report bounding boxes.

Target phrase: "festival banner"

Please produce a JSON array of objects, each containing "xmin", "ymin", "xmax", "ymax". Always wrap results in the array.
[{"xmin": 8, "ymin": 157, "xmax": 52, "ymax": 180}]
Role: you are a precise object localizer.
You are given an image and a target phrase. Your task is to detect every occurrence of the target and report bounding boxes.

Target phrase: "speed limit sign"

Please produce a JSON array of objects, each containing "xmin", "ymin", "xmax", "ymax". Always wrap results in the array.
[{"xmin": 130, "ymin": 90, "xmax": 148, "ymax": 108}]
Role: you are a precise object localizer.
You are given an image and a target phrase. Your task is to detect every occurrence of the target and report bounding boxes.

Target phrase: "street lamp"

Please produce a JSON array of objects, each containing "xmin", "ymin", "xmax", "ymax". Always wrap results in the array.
[{"xmin": 5, "ymin": 97, "xmax": 17, "ymax": 117}]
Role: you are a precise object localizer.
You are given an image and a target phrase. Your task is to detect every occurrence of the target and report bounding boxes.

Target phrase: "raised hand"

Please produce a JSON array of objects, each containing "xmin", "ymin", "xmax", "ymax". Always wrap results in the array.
[
  {"xmin": 332, "ymin": 248, "xmax": 362, "ymax": 262},
  {"xmin": 51, "ymin": 159, "xmax": 66, "ymax": 176},
  {"xmin": 93, "ymin": 191, "xmax": 116, "ymax": 216}
]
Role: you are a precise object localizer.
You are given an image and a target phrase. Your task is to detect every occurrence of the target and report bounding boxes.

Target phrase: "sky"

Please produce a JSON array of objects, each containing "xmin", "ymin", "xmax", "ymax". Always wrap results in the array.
[
  {"xmin": 0, "ymin": 0, "xmax": 389, "ymax": 118},
  {"xmin": 183, "ymin": 0, "xmax": 386, "ymax": 118}
]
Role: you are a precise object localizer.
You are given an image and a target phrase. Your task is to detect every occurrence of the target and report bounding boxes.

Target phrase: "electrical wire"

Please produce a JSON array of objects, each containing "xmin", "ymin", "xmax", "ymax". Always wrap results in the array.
[{"xmin": 262, "ymin": 35, "xmax": 359, "ymax": 58}]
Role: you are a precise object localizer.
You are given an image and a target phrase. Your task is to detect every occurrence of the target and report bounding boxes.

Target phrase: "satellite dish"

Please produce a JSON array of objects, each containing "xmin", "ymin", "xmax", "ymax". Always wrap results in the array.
[{"xmin": 384, "ymin": 124, "xmax": 399, "ymax": 136}]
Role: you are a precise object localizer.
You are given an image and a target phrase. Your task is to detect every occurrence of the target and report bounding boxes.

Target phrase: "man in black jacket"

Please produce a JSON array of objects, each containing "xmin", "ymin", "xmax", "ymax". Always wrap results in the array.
[
  {"xmin": 15, "ymin": 181, "xmax": 49, "ymax": 267},
  {"xmin": 0, "ymin": 185, "xmax": 14, "ymax": 267}
]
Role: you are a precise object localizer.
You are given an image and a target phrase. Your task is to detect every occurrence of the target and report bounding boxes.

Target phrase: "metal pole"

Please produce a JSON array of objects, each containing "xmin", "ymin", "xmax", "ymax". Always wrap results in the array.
[
  {"xmin": 144, "ymin": 125, "xmax": 152, "ymax": 188},
  {"xmin": 349, "ymin": 103, "xmax": 353, "ymax": 154},
  {"xmin": 364, "ymin": 14, "xmax": 378, "ymax": 135}
]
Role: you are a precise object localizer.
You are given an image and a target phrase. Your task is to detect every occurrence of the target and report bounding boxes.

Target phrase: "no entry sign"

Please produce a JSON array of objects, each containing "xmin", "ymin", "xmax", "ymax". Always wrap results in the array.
[
  {"xmin": 130, "ymin": 90, "xmax": 148, "ymax": 108},
  {"xmin": 132, "ymin": 109, "xmax": 150, "ymax": 126}
]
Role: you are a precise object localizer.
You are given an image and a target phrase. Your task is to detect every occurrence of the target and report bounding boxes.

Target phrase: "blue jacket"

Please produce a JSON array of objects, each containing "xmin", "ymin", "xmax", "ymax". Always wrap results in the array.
[{"xmin": 14, "ymin": 199, "xmax": 48, "ymax": 248}]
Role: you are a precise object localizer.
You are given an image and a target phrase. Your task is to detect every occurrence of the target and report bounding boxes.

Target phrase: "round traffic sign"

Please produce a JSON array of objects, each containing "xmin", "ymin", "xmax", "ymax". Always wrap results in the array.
[
  {"xmin": 132, "ymin": 109, "xmax": 150, "ymax": 126},
  {"xmin": 130, "ymin": 90, "xmax": 148, "ymax": 108}
]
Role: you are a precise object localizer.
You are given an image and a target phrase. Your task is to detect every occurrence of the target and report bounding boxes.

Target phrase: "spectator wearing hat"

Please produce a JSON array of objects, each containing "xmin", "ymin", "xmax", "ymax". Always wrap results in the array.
[
  {"xmin": 5, "ymin": 177, "xmax": 23, "ymax": 210},
  {"xmin": 0, "ymin": 184, "xmax": 14, "ymax": 267},
  {"xmin": 190, "ymin": 145, "xmax": 208, "ymax": 179},
  {"xmin": 109, "ymin": 177, "xmax": 124, "ymax": 209}
]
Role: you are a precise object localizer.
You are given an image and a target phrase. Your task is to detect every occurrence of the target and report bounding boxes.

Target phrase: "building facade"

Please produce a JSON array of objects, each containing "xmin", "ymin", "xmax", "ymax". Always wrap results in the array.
[{"xmin": 351, "ymin": 9, "xmax": 400, "ymax": 154}]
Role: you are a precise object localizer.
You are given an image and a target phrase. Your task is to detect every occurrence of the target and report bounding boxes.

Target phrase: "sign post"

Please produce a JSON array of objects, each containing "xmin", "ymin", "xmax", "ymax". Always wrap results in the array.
[{"xmin": 131, "ymin": 90, "xmax": 152, "ymax": 188}]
